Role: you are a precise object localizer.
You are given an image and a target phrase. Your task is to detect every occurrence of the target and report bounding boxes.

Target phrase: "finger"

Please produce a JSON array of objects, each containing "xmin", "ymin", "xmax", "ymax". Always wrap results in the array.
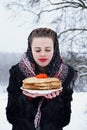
[
  {"xmin": 51, "ymin": 92, "xmax": 56, "ymax": 98},
  {"xmin": 59, "ymin": 89, "xmax": 62, "ymax": 93},
  {"xmin": 23, "ymin": 90, "xmax": 29, "ymax": 96},
  {"xmin": 47, "ymin": 93, "xmax": 53, "ymax": 99},
  {"xmin": 23, "ymin": 90, "xmax": 35, "ymax": 97},
  {"xmin": 55, "ymin": 91, "xmax": 60, "ymax": 96}
]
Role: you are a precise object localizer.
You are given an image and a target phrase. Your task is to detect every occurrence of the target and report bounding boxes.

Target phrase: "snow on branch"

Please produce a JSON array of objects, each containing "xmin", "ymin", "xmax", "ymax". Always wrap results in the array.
[
  {"xmin": 77, "ymin": 64, "xmax": 87, "ymax": 77},
  {"xmin": 6, "ymin": 2, "xmax": 37, "ymax": 15},
  {"xmin": 57, "ymin": 28, "xmax": 87, "ymax": 38},
  {"xmin": 48, "ymin": 0, "xmax": 87, "ymax": 9},
  {"xmin": 77, "ymin": 65, "xmax": 87, "ymax": 69},
  {"xmin": 5, "ymin": 0, "xmax": 87, "ymax": 19},
  {"xmin": 79, "ymin": 72, "xmax": 87, "ymax": 77}
]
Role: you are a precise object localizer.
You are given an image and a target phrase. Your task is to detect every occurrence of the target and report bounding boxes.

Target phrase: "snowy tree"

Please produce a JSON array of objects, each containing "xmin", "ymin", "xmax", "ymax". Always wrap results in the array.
[
  {"xmin": 3, "ymin": 0, "xmax": 87, "ymax": 54},
  {"xmin": 1, "ymin": 0, "xmax": 87, "ymax": 91}
]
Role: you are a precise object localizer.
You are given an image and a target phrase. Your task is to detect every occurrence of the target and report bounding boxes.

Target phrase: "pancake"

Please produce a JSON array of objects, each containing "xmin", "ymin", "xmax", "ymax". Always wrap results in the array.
[
  {"xmin": 22, "ymin": 75, "xmax": 62, "ymax": 90},
  {"xmin": 23, "ymin": 77, "xmax": 61, "ymax": 84}
]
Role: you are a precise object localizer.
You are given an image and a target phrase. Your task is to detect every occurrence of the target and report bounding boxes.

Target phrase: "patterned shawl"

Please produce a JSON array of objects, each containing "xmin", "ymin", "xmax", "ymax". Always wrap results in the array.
[{"xmin": 19, "ymin": 52, "xmax": 68, "ymax": 83}]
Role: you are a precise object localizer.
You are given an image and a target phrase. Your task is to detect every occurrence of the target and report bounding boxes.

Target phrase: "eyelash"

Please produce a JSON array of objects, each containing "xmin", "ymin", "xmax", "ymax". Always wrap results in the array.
[
  {"xmin": 36, "ymin": 50, "xmax": 41, "ymax": 52},
  {"xmin": 45, "ymin": 49, "xmax": 50, "ymax": 52},
  {"xmin": 36, "ymin": 50, "xmax": 51, "ymax": 52}
]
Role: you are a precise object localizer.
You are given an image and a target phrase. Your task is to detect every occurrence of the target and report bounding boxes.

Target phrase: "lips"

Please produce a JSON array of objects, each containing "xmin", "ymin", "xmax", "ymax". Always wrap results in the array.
[{"xmin": 39, "ymin": 58, "xmax": 47, "ymax": 62}]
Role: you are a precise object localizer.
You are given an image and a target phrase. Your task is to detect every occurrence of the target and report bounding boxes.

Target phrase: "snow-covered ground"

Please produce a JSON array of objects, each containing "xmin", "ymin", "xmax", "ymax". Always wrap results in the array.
[{"xmin": 0, "ymin": 92, "xmax": 87, "ymax": 130}]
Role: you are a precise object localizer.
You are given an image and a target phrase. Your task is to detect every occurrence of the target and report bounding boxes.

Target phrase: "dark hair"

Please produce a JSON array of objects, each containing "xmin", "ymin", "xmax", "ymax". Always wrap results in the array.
[
  {"xmin": 26, "ymin": 27, "xmax": 61, "ymax": 76},
  {"xmin": 28, "ymin": 27, "xmax": 57, "ymax": 46}
]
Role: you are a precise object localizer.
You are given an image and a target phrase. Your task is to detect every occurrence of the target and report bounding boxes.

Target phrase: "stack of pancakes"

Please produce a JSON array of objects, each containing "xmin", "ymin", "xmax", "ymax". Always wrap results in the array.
[{"xmin": 22, "ymin": 77, "xmax": 62, "ymax": 90}]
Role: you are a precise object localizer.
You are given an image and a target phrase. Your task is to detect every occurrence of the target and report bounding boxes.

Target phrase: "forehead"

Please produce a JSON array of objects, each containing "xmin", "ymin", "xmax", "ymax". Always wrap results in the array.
[{"xmin": 32, "ymin": 37, "xmax": 53, "ymax": 47}]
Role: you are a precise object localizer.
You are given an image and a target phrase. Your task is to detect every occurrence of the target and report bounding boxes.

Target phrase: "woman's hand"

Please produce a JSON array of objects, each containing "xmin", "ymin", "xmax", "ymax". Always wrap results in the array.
[
  {"xmin": 42, "ymin": 89, "xmax": 62, "ymax": 99},
  {"xmin": 23, "ymin": 89, "xmax": 62, "ymax": 99},
  {"xmin": 23, "ymin": 90, "xmax": 42, "ymax": 98}
]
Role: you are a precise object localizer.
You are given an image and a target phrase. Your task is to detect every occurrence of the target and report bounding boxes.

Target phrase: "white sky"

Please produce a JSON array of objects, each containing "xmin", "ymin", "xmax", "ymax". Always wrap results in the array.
[
  {"xmin": 0, "ymin": 5, "xmax": 54, "ymax": 53},
  {"xmin": 0, "ymin": 1, "xmax": 86, "ymax": 54},
  {"xmin": 0, "ymin": 1, "xmax": 57, "ymax": 53},
  {"xmin": 0, "ymin": 3, "xmax": 29, "ymax": 53}
]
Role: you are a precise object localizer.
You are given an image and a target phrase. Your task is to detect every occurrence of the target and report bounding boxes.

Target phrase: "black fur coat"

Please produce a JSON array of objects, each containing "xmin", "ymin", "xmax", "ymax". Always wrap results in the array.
[{"xmin": 6, "ymin": 64, "xmax": 75, "ymax": 130}]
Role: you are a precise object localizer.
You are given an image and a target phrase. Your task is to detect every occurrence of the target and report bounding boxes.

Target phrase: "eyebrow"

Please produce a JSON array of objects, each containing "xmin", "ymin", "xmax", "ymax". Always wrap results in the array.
[{"xmin": 34, "ymin": 47, "xmax": 52, "ymax": 49}]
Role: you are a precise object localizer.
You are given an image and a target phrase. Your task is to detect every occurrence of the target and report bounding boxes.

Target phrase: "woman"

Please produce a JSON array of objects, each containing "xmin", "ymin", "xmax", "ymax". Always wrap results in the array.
[{"xmin": 6, "ymin": 27, "xmax": 77, "ymax": 130}]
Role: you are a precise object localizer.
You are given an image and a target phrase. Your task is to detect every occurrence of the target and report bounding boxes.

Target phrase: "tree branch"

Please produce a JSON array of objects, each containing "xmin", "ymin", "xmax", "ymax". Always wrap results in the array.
[
  {"xmin": 6, "ymin": 2, "xmax": 37, "ymax": 15},
  {"xmin": 6, "ymin": 0, "xmax": 87, "ymax": 21},
  {"xmin": 57, "ymin": 28, "xmax": 87, "ymax": 38},
  {"xmin": 48, "ymin": 0, "xmax": 87, "ymax": 9},
  {"xmin": 79, "ymin": 72, "xmax": 87, "ymax": 77},
  {"xmin": 77, "ymin": 65, "xmax": 87, "ymax": 69}
]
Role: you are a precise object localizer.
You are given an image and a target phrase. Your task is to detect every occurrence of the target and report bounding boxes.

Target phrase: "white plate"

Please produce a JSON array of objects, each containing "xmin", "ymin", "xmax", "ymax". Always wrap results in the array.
[{"xmin": 21, "ymin": 87, "xmax": 62, "ymax": 94}]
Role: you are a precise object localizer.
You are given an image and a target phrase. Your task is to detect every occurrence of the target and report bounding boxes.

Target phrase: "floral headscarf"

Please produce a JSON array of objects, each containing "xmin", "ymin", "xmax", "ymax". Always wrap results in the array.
[{"xmin": 19, "ymin": 28, "xmax": 68, "ymax": 83}]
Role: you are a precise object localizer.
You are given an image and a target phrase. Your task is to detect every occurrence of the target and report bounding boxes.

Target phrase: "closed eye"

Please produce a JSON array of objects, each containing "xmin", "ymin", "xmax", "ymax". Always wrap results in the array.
[
  {"xmin": 45, "ymin": 49, "xmax": 51, "ymax": 52},
  {"xmin": 35, "ymin": 50, "xmax": 41, "ymax": 52},
  {"xmin": 34, "ymin": 47, "xmax": 41, "ymax": 52},
  {"xmin": 45, "ymin": 47, "xmax": 51, "ymax": 52}
]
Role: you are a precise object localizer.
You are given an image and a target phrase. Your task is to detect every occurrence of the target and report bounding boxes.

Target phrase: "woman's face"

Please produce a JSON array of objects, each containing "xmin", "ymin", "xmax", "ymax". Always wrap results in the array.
[{"xmin": 31, "ymin": 37, "xmax": 54, "ymax": 67}]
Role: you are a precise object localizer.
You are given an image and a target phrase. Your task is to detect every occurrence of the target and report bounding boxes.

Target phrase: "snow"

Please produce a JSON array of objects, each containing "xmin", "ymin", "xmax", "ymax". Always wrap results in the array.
[
  {"xmin": 0, "ymin": 91, "xmax": 87, "ymax": 130},
  {"xmin": 64, "ymin": 92, "xmax": 87, "ymax": 130},
  {"xmin": 0, "ymin": 93, "xmax": 12, "ymax": 130}
]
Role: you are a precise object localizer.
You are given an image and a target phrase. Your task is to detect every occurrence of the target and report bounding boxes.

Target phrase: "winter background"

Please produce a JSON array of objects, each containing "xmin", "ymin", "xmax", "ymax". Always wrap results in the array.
[{"xmin": 0, "ymin": 0, "xmax": 87, "ymax": 130}]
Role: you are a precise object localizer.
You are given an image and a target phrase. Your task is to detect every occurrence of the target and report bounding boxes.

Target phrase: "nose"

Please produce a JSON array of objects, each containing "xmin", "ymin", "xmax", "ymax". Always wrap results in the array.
[{"xmin": 40, "ymin": 50, "xmax": 46, "ymax": 57}]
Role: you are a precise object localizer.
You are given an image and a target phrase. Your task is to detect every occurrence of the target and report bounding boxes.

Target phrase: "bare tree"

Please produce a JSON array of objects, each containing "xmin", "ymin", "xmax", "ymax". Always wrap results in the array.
[
  {"xmin": 2, "ymin": 0, "xmax": 87, "ymax": 91},
  {"xmin": 3, "ymin": 0, "xmax": 87, "ymax": 52}
]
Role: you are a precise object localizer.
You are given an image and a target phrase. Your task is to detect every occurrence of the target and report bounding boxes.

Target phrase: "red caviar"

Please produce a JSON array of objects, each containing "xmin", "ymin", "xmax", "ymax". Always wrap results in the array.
[{"xmin": 35, "ymin": 73, "xmax": 48, "ymax": 78}]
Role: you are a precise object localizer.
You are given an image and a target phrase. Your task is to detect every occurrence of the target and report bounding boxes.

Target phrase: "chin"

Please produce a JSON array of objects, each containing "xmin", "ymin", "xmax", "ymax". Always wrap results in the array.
[{"xmin": 40, "ymin": 63, "xmax": 49, "ymax": 67}]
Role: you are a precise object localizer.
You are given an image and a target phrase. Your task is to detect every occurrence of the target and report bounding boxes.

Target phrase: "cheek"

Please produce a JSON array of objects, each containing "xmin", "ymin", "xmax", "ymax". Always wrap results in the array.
[
  {"xmin": 32, "ymin": 51, "xmax": 39, "ymax": 60},
  {"xmin": 48, "ymin": 51, "xmax": 54, "ymax": 58}
]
